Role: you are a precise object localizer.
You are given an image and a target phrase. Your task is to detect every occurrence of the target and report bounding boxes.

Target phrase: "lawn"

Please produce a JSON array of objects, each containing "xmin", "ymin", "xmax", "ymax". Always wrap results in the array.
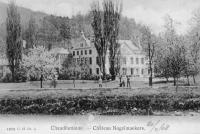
[
  {"xmin": 0, "ymin": 78, "xmax": 200, "ymax": 115},
  {"xmin": 0, "ymin": 80, "xmax": 149, "ymax": 90}
]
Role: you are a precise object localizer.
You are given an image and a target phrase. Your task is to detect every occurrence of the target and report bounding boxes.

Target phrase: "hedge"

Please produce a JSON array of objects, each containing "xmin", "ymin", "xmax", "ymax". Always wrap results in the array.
[{"xmin": 0, "ymin": 93, "xmax": 199, "ymax": 115}]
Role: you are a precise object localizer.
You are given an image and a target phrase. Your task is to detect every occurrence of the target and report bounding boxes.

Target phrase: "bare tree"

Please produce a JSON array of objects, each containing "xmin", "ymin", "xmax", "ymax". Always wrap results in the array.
[
  {"xmin": 103, "ymin": 0, "xmax": 122, "ymax": 80},
  {"xmin": 141, "ymin": 26, "xmax": 156, "ymax": 86},
  {"xmin": 189, "ymin": 32, "xmax": 200, "ymax": 84},
  {"xmin": 91, "ymin": 0, "xmax": 122, "ymax": 79},
  {"xmin": 91, "ymin": 2, "xmax": 107, "ymax": 78}
]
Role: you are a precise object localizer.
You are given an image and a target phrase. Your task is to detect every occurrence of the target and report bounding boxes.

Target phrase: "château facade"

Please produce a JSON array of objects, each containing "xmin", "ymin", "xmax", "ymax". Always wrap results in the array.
[{"xmin": 71, "ymin": 33, "xmax": 149, "ymax": 78}]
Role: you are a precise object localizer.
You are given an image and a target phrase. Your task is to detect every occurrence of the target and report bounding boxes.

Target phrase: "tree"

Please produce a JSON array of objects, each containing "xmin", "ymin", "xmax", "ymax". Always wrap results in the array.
[
  {"xmin": 162, "ymin": 15, "xmax": 183, "ymax": 86},
  {"xmin": 154, "ymin": 47, "xmax": 171, "ymax": 82},
  {"xmin": 6, "ymin": 1, "xmax": 22, "ymax": 82},
  {"xmin": 169, "ymin": 44, "xmax": 186, "ymax": 86},
  {"xmin": 59, "ymin": 18, "xmax": 71, "ymax": 49},
  {"xmin": 25, "ymin": 16, "xmax": 37, "ymax": 50},
  {"xmin": 103, "ymin": 0, "xmax": 122, "ymax": 80},
  {"xmin": 36, "ymin": 17, "xmax": 61, "ymax": 49},
  {"xmin": 91, "ymin": 2, "xmax": 107, "ymax": 78},
  {"xmin": 141, "ymin": 26, "xmax": 156, "ymax": 86},
  {"xmin": 189, "ymin": 32, "xmax": 200, "ymax": 84},
  {"xmin": 22, "ymin": 46, "xmax": 59, "ymax": 81},
  {"xmin": 62, "ymin": 54, "xmax": 89, "ymax": 80},
  {"xmin": 91, "ymin": 0, "xmax": 122, "ymax": 79}
]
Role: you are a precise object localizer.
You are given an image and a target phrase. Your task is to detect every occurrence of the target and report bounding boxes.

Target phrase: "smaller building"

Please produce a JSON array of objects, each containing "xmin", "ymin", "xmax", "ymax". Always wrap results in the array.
[
  {"xmin": 51, "ymin": 48, "xmax": 69, "ymax": 70},
  {"xmin": 0, "ymin": 58, "xmax": 9, "ymax": 78}
]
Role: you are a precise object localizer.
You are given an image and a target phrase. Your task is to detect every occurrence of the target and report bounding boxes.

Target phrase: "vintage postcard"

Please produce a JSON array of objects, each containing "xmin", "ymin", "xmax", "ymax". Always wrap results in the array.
[{"xmin": 0, "ymin": 0, "xmax": 200, "ymax": 134}]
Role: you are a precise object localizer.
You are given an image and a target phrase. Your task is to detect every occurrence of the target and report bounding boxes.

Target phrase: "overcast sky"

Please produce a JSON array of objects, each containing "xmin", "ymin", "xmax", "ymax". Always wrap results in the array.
[{"xmin": 1, "ymin": 0, "xmax": 200, "ymax": 34}]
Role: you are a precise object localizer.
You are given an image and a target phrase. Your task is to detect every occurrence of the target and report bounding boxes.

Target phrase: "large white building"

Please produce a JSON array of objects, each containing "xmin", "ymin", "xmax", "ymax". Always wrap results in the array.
[
  {"xmin": 118, "ymin": 40, "xmax": 149, "ymax": 77},
  {"xmin": 71, "ymin": 33, "xmax": 149, "ymax": 78}
]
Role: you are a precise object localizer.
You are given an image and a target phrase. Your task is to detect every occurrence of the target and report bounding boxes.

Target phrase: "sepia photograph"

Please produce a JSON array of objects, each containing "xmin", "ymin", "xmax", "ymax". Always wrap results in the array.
[{"xmin": 0, "ymin": 0, "xmax": 200, "ymax": 133}]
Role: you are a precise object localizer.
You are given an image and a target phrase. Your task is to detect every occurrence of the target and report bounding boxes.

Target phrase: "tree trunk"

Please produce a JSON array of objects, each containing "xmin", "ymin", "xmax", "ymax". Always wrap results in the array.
[
  {"xmin": 166, "ymin": 77, "xmax": 169, "ymax": 83},
  {"xmin": 173, "ymin": 76, "xmax": 176, "ymax": 86},
  {"xmin": 109, "ymin": 59, "xmax": 116, "ymax": 80},
  {"xmin": 11, "ymin": 65, "xmax": 15, "ymax": 82},
  {"xmin": 193, "ymin": 75, "xmax": 196, "ymax": 84},
  {"xmin": 148, "ymin": 41, "xmax": 153, "ymax": 87},
  {"xmin": 186, "ymin": 75, "xmax": 190, "ymax": 86},
  {"xmin": 149, "ymin": 66, "xmax": 153, "ymax": 86}
]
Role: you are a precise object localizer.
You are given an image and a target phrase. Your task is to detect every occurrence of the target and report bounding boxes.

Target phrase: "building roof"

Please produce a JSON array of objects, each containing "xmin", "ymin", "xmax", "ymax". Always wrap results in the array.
[
  {"xmin": 71, "ymin": 32, "xmax": 145, "ymax": 55},
  {"xmin": 118, "ymin": 40, "xmax": 141, "ymax": 51},
  {"xmin": 58, "ymin": 48, "xmax": 69, "ymax": 54},
  {"xmin": 51, "ymin": 48, "xmax": 69, "ymax": 54}
]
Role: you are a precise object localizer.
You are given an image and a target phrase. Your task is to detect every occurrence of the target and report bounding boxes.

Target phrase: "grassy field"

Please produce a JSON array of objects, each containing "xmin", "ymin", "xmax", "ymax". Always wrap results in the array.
[
  {"xmin": 0, "ymin": 78, "xmax": 200, "ymax": 115},
  {"xmin": 0, "ymin": 80, "xmax": 148, "ymax": 90}
]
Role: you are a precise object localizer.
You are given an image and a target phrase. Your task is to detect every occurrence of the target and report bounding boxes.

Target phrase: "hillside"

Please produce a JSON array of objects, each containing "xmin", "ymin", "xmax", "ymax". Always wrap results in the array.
[
  {"xmin": 0, "ymin": 1, "xmax": 146, "ymax": 52},
  {"xmin": 0, "ymin": 1, "xmax": 47, "ymax": 39}
]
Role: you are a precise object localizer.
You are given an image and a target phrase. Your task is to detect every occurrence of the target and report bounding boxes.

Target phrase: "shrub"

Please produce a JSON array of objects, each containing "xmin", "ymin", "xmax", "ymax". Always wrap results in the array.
[
  {"xmin": 15, "ymin": 66, "xmax": 27, "ymax": 82},
  {"xmin": 1, "ymin": 73, "xmax": 12, "ymax": 82}
]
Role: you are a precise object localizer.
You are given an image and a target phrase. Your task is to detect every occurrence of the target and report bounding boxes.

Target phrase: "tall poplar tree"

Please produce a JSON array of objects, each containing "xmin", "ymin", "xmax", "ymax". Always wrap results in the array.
[
  {"xmin": 91, "ymin": 0, "xmax": 122, "ymax": 79},
  {"xmin": 6, "ymin": 1, "xmax": 22, "ymax": 82}
]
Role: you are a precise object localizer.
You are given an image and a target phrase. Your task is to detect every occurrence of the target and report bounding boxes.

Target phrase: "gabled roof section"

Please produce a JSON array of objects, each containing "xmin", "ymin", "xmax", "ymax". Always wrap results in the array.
[
  {"xmin": 118, "ymin": 40, "xmax": 141, "ymax": 52},
  {"xmin": 71, "ymin": 32, "xmax": 93, "ymax": 50}
]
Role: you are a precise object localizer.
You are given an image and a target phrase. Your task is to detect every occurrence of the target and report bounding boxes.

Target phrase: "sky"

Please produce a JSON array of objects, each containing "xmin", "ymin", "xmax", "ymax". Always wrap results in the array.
[{"xmin": 1, "ymin": 0, "xmax": 200, "ymax": 35}]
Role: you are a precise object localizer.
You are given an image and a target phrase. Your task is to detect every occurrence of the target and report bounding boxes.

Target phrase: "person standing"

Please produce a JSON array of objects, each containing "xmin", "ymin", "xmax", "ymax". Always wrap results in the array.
[
  {"xmin": 40, "ymin": 74, "xmax": 43, "ymax": 88},
  {"xmin": 99, "ymin": 76, "xmax": 102, "ymax": 87},
  {"xmin": 119, "ymin": 75, "xmax": 122, "ymax": 87},
  {"xmin": 127, "ymin": 75, "xmax": 131, "ymax": 88}
]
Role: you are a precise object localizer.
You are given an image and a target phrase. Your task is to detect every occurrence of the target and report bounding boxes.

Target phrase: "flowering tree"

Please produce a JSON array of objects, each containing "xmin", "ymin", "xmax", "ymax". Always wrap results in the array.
[{"xmin": 22, "ymin": 46, "xmax": 59, "ymax": 81}]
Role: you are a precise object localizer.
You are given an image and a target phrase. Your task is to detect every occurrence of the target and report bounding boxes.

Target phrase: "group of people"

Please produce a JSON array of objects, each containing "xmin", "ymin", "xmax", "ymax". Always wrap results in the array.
[
  {"xmin": 98, "ymin": 75, "xmax": 131, "ymax": 88},
  {"xmin": 46, "ymin": 73, "xmax": 131, "ymax": 88},
  {"xmin": 119, "ymin": 75, "xmax": 131, "ymax": 88}
]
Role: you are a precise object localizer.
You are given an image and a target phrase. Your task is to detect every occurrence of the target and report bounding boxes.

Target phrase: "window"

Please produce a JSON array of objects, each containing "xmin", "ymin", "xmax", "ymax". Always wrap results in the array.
[
  {"xmin": 123, "ymin": 57, "xmax": 126, "ymax": 64},
  {"xmin": 85, "ymin": 57, "xmax": 88, "ymax": 64},
  {"xmin": 136, "ymin": 68, "xmax": 139, "ymax": 74},
  {"xmin": 85, "ymin": 50, "xmax": 87, "ymax": 55},
  {"xmin": 89, "ymin": 57, "xmax": 92, "ymax": 64},
  {"xmin": 80, "ymin": 43, "xmax": 83, "ymax": 47},
  {"xmin": 141, "ymin": 69, "xmax": 144, "ymax": 75},
  {"xmin": 77, "ymin": 51, "xmax": 79, "ymax": 55},
  {"xmin": 96, "ymin": 68, "xmax": 99, "ymax": 74},
  {"xmin": 90, "ymin": 68, "xmax": 92, "ymax": 74},
  {"xmin": 136, "ymin": 58, "xmax": 139, "ymax": 64},
  {"xmin": 96, "ymin": 57, "xmax": 99, "ymax": 64},
  {"xmin": 77, "ymin": 58, "xmax": 80, "ymax": 63},
  {"xmin": 141, "ymin": 58, "xmax": 144, "ymax": 64},
  {"xmin": 131, "ymin": 57, "xmax": 134, "ymax": 64},
  {"xmin": 89, "ymin": 50, "xmax": 92, "ymax": 54},
  {"xmin": 122, "ymin": 68, "xmax": 127, "ymax": 75},
  {"xmin": 81, "ymin": 50, "xmax": 83, "ymax": 55},
  {"xmin": 73, "ymin": 51, "xmax": 75, "ymax": 56},
  {"xmin": 131, "ymin": 68, "xmax": 134, "ymax": 75},
  {"xmin": 81, "ymin": 58, "xmax": 84, "ymax": 63}
]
